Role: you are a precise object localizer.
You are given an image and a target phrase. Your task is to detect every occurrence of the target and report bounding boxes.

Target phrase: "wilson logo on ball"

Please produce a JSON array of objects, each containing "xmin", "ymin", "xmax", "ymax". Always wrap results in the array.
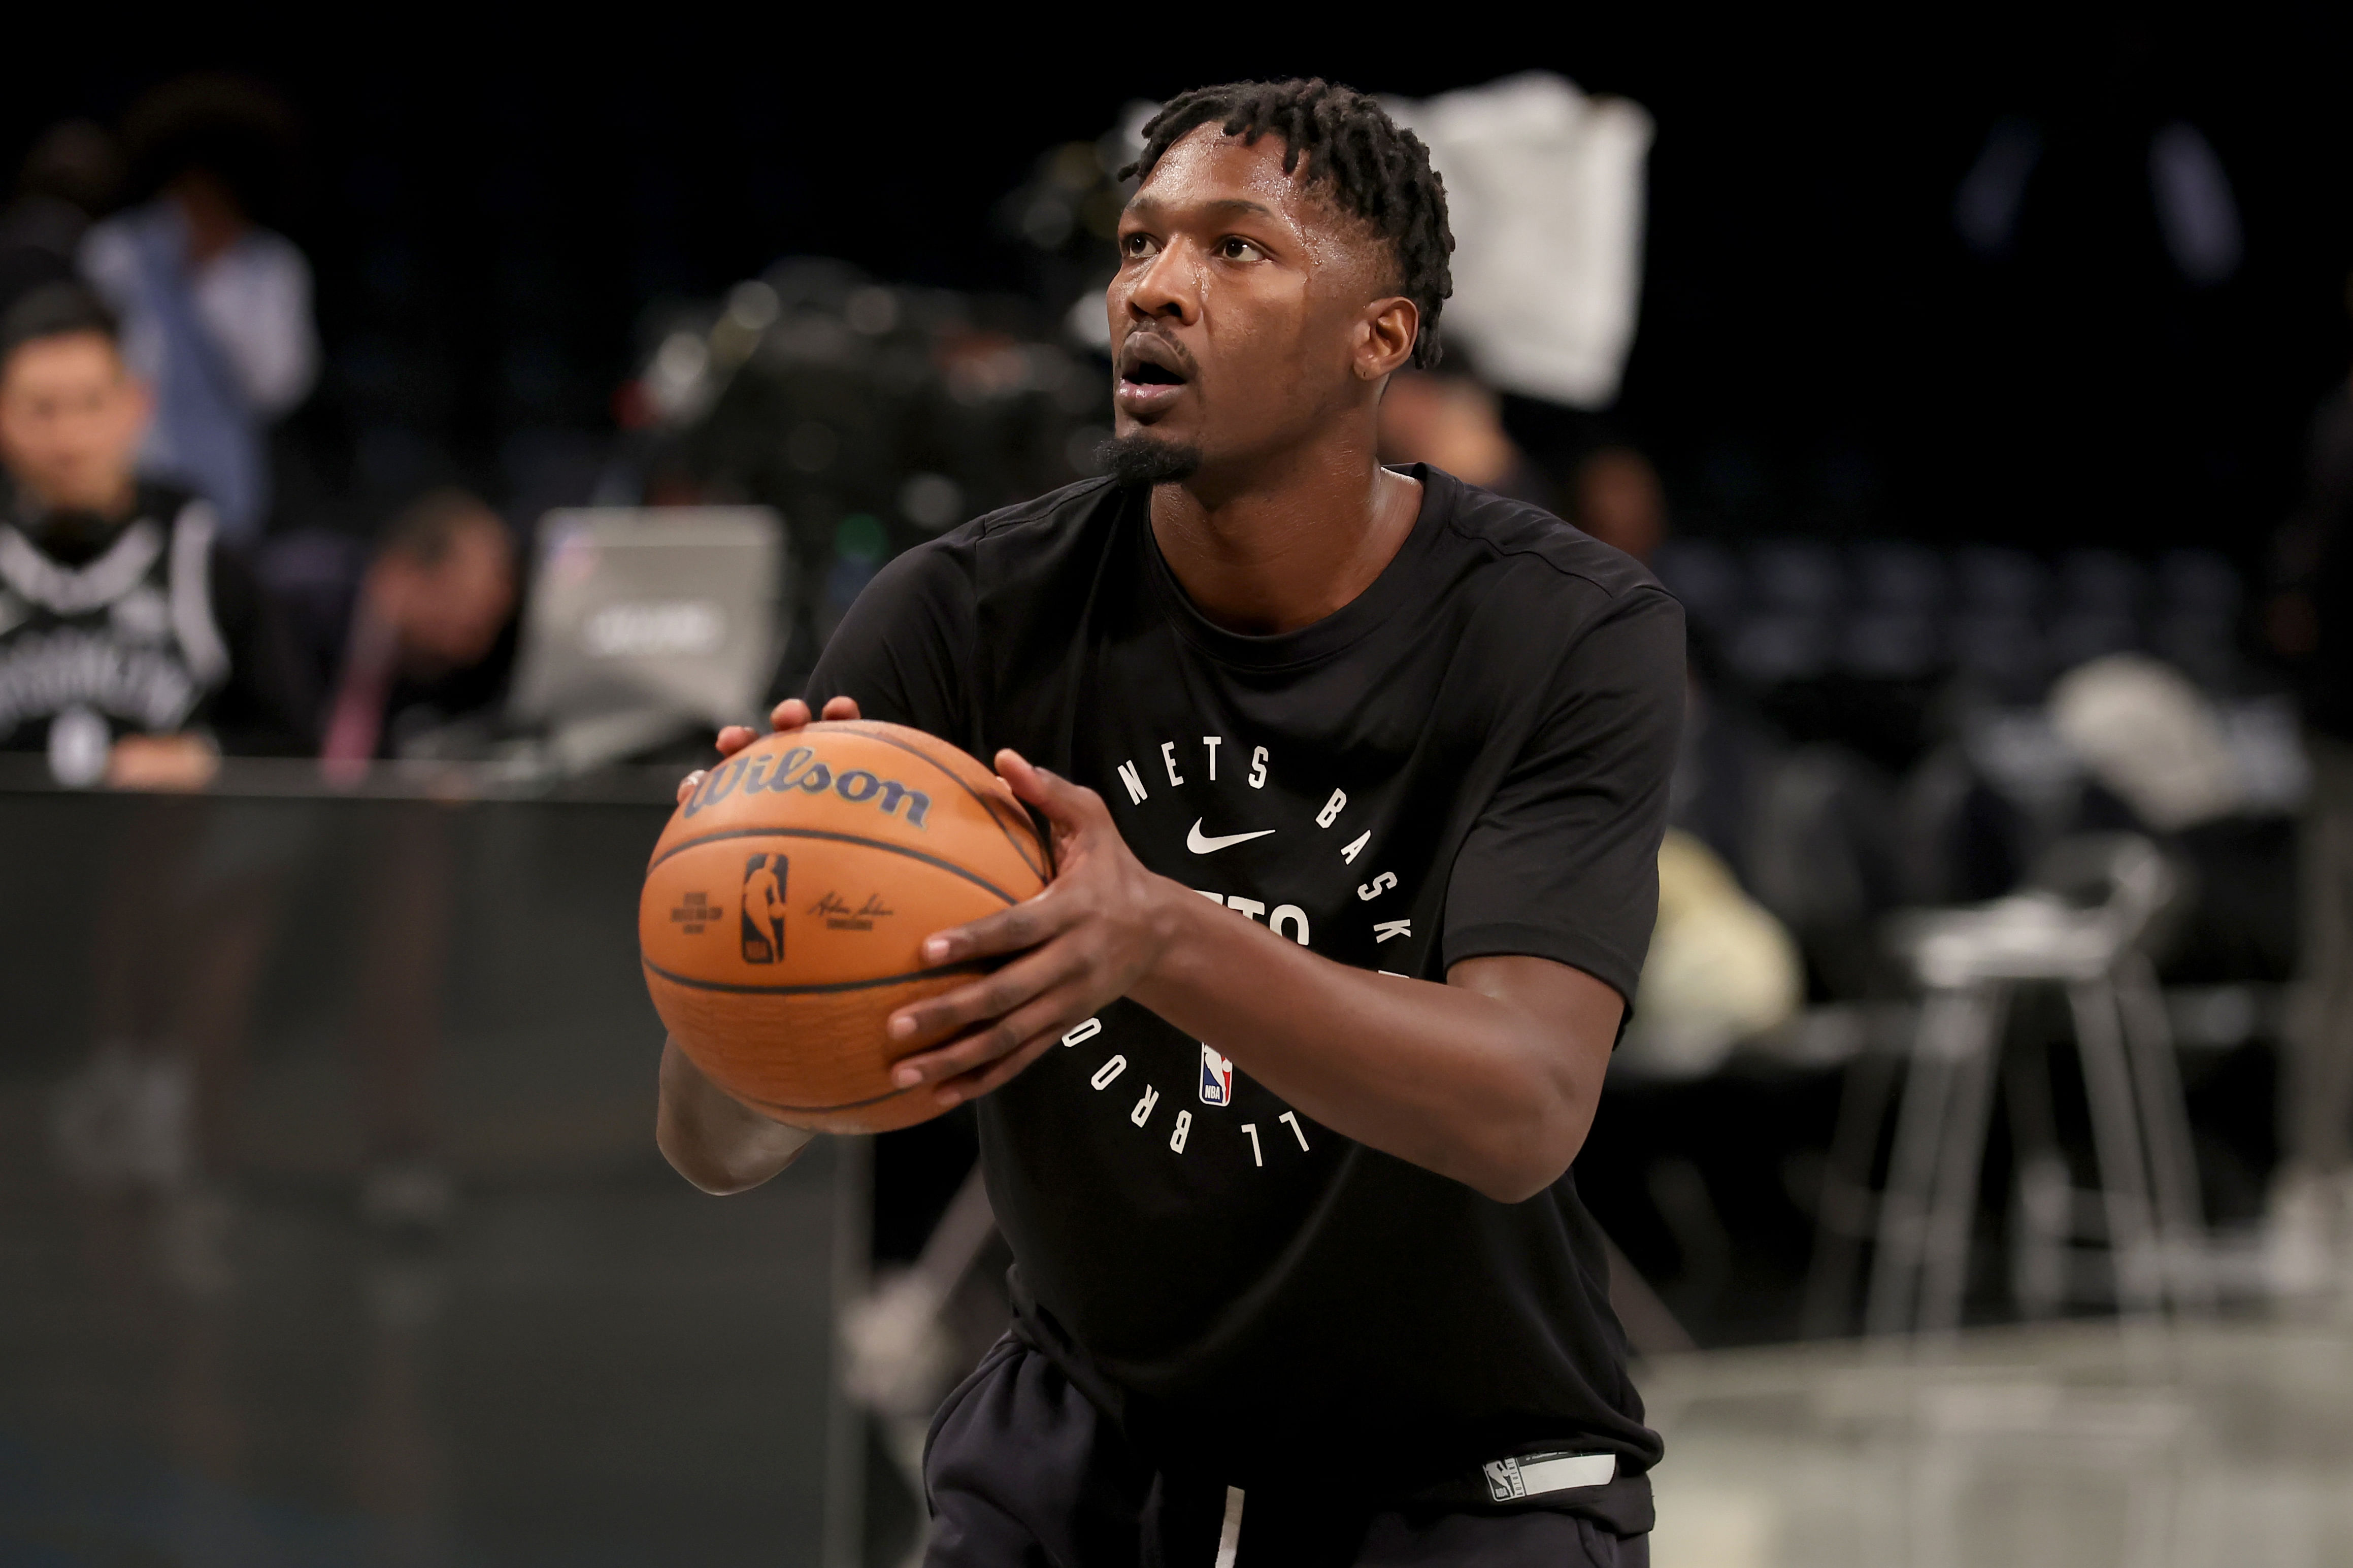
[{"xmin": 684, "ymin": 745, "xmax": 933, "ymax": 827}]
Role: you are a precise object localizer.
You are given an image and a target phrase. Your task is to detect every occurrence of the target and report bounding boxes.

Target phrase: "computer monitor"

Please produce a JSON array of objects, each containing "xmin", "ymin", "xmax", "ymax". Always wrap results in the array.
[{"xmin": 509, "ymin": 508, "xmax": 786, "ymax": 760}]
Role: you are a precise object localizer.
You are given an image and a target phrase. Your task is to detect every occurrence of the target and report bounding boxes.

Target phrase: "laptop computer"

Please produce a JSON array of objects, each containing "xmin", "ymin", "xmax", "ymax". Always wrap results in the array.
[{"xmin": 509, "ymin": 507, "xmax": 787, "ymax": 772}]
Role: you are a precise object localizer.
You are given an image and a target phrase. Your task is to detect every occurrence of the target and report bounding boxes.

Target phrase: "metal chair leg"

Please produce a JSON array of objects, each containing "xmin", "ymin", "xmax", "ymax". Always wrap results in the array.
[
  {"xmin": 1805, "ymin": 1037, "xmax": 1905, "ymax": 1338},
  {"xmin": 1919, "ymin": 988, "xmax": 2008, "ymax": 1335},
  {"xmin": 2066, "ymin": 978, "xmax": 2164, "ymax": 1316},
  {"xmin": 2114, "ymin": 951, "xmax": 2213, "ymax": 1313},
  {"xmin": 2001, "ymin": 1038, "xmax": 2070, "ymax": 1318},
  {"xmin": 1868, "ymin": 987, "xmax": 1997, "ymax": 1336}
]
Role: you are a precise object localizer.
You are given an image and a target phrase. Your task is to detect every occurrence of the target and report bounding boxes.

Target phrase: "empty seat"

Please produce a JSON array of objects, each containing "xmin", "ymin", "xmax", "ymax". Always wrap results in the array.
[
  {"xmin": 1750, "ymin": 540, "xmax": 1846, "ymax": 614},
  {"xmin": 1956, "ymin": 546, "xmax": 2050, "ymax": 618},
  {"xmin": 1853, "ymin": 541, "xmax": 1949, "ymax": 613}
]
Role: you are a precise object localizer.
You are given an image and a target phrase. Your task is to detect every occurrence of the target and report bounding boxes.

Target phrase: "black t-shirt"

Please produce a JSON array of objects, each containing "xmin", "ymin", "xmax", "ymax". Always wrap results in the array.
[{"xmin": 807, "ymin": 466, "xmax": 1683, "ymax": 1528}]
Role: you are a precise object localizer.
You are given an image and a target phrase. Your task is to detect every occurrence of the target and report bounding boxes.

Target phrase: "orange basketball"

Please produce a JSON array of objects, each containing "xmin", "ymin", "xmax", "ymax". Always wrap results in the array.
[{"xmin": 640, "ymin": 720, "xmax": 1049, "ymax": 1132}]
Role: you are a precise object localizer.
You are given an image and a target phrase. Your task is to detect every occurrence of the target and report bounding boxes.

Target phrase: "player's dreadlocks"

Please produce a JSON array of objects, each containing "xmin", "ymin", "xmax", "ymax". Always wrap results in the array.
[{"xmin": 1123, "ymin": 79, "xmax": 1455, "ymax": 370}]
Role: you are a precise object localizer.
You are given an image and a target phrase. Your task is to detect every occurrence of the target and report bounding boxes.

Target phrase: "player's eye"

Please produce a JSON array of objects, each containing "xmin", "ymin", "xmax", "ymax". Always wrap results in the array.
[
  {"xmin": 1121, "ymin": 231, "xmax": 1158, "ymax": 259},
  {"xmin": 1219, "ymin": 237, "xmax": 1264, "ymax": 262}
]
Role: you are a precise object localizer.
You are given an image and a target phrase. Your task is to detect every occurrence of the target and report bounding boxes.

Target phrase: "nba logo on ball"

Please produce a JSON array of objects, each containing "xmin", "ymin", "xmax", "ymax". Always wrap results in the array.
[
  {"xmin": 740, "ymin": 853, "xmax": 786, "ymax": 964},
  {"xmin": 1199, "ymin": 1046, "xmax": 1234, "ymax": 1106}
]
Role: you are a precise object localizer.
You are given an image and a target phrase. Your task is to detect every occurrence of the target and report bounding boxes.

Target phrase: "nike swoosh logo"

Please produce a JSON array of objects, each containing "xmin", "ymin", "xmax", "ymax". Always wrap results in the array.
[{"xmin": 1187, "ymin": 818, "xmax": 1277, "ymax": 854}]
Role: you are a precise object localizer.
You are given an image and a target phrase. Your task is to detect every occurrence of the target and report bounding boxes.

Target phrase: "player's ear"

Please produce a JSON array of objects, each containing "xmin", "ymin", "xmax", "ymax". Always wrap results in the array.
[{"xmin": 1355, "ymin": 296, "xmax": 1419, "ymax": 382}]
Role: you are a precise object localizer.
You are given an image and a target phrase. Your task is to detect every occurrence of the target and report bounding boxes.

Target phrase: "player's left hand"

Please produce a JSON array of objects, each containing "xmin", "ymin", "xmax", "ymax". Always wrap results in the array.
[
  {"xmin": 883, "ymin": 750, "xmax": 1175, "ymax": 1107},
  {"xmin": 675, "ymin": 695, "xmax": 860, "ymax": 805}
]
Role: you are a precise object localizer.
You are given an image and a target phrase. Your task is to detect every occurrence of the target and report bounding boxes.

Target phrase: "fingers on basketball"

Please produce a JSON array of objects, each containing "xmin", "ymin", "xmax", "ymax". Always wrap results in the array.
[{"xmin": 640, "ymin": 719, "xmax": 1048, "ymax": 1132}]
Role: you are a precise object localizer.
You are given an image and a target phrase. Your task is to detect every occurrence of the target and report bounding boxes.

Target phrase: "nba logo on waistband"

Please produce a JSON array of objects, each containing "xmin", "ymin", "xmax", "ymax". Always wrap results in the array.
[{"xmin": 1199, "ymin": 1046, "xmax": 1234, "ymax": 1106}]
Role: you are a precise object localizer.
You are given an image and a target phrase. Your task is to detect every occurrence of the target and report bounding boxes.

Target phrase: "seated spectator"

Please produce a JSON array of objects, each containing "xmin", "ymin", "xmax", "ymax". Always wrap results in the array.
[
  {"xmin": 311, "ymin": 489, "xmax": 519, "ymax": 781},
  {"xmin": 0, "ymin": 281, "xmax": 311, "ymax": 779},
  {"xmin": 79, "ymin": 76, "xmax": 317, "ymax": 544},
  {"xmin": 1377, "ymin": 360, "xmax": 1558, "ymax": 510}
]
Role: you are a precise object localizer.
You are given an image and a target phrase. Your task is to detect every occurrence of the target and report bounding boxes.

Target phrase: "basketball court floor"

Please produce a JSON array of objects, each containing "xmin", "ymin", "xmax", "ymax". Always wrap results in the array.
[{"xmin": 1643, "ymin": 1315, "xmax": 2353, "ymax": 1568}]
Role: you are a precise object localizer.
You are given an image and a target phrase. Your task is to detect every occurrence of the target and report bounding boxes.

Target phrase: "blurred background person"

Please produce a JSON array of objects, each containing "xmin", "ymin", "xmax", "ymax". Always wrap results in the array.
[
  {"xmin": 0, "ymin": 120, "xmax": 122, "ymax": 321},
  {"xmin": 2264, "ymin": 272, "xmax": 2353, "ymax": 1294},
  {"xmin": 267, "ymin": 488, "xmax": 519, "ymax": 1226},
  {"xmin": 1573, "ymin": 442, "xmax": 1669, "ymax": 565},
  {"xmin": 79, "ymin": 76, "xmax": 315, "ymax": 545},
  {"xmin": 1376, "ymin": 357, "xmax": 1559, "ymax": 509},
  {"xmin": 306, "ymin": 489, "xmax": 520, "ymax": 777},
  {"xmin": 0, "ymin": 280, "xmax": 311, "ymax": 1241},
  {"xmin": 0, "ymin": 280, "xmax": 311, "ymax": 782}
]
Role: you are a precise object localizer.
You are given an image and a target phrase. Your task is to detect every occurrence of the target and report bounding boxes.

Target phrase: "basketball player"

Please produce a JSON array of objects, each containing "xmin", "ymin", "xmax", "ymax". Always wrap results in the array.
[{"xmin": 661, "ymin": 81, "xmax": 1682, "ymax": 1566}]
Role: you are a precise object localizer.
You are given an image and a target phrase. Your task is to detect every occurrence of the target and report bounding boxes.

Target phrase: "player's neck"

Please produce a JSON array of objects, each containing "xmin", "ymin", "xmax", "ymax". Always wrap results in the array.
[{"xmin": 1148, "ymin": 426, "xmax": 1421, "ymax": 637}]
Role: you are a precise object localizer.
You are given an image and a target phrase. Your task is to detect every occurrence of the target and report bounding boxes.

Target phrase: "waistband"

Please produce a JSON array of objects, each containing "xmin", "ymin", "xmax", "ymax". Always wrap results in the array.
[{"xmin": 1006, "ymin": 1309, "xmax": 1655, "ymax": 1536}]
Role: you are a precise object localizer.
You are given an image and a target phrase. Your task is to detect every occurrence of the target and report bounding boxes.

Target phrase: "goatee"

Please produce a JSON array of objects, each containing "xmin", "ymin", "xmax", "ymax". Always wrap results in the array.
[{"xmin": 1099, "ymin": 433, "xmax": 1203, "ymax": 489}]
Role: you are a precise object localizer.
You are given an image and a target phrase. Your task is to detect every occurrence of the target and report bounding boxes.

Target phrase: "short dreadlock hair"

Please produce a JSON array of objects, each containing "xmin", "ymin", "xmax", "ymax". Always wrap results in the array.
[{"xmin": 1123, "ymin": 79, "xmax": 1455, "ymax": 371}]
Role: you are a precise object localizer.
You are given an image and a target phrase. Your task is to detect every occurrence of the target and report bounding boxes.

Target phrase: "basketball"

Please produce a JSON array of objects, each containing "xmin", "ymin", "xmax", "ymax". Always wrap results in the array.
[{"xmin": 640, "ymin": 721, "xmax": 1050, "ymax": 1131}]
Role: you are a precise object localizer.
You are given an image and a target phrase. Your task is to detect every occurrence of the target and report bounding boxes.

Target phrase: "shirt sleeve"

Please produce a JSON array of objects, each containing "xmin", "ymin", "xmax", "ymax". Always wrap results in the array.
[
  {"xmin": 193, "ymin": 231, "xmax": 320, "ymax": 416},
  {"xmin": 802, "ymin": 535, "xmax": 978, "ymax": 742},
  {"xmin": 1441, "ymin": 585, "xmax": 1685, "ymax": 1004}
]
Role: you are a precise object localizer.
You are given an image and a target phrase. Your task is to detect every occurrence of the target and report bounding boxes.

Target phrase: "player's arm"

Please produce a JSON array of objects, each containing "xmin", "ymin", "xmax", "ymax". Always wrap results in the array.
[
  {"xmin": 652, "ymin": 695, "xmax": 850, "ymax": 1194},
  {"xmin": 657, "ymin": 1035, "xmax": 816, "ymax": 1193},
  {"xmin": 876, "ymin": 758, "xmax": 1621, "ymax": 1204},
  {"xmin": 1147, "ymin": 932, "xmax": 1622, "ymax": 1206}
]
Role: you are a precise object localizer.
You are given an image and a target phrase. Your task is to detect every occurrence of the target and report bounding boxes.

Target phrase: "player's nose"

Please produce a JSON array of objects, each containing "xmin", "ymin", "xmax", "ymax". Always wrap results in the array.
[{"xmin": 1122, "ymin": 241, "xmax": 1199, "ymax": 326}]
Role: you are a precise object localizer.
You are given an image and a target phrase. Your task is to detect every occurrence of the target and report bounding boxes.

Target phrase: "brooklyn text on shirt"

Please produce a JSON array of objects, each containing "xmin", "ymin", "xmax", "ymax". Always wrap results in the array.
[{"xmin": 1058, "ymin": 1013, "xmax": 1318, "ymax": 1167}]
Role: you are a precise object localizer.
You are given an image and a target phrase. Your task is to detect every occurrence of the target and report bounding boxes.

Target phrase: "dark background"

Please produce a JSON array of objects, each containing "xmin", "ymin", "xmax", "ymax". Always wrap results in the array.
[{"xmin": 6, "ymin": 12, "xmax": 2349, "ymax": 556}]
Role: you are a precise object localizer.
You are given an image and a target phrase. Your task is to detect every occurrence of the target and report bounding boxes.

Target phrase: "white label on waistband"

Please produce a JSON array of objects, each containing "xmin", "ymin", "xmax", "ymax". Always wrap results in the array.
[
  {"xmin": 1481, "ymin": 1451, "xmax": 1617, "ymax": 1500},
  {"xmin": 1212, "ymin": 1485, "xmax": 1244, "ymax": 1568}
]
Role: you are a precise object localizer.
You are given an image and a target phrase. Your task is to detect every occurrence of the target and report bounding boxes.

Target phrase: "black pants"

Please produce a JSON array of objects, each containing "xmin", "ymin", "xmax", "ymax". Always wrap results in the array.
[{"xmin": 923, "ymin": 1337, "xmax": 1649, "ymax": 1568}]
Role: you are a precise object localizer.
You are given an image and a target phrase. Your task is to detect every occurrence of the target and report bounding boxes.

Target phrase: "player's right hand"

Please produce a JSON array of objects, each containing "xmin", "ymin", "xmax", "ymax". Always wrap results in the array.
[{"xmin": 675, "ymin": 694, "xmax": 862, "ymax": 805}]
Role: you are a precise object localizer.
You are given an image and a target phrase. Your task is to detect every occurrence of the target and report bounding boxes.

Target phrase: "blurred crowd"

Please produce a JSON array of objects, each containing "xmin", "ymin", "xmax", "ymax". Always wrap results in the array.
[{"xmin": 0, "ymin": 81, "xmax": 524, "ymax": 786}]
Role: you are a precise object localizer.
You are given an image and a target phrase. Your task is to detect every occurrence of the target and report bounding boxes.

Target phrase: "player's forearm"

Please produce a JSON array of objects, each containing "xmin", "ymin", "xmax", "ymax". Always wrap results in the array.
[
  {"xmin": 656, "ymin": 1037, "xmax": 815, "ymax": 1194},
  {"xmin": 1128, "ymin": 887, "xmax": 1605, "ymax": 1203}
]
